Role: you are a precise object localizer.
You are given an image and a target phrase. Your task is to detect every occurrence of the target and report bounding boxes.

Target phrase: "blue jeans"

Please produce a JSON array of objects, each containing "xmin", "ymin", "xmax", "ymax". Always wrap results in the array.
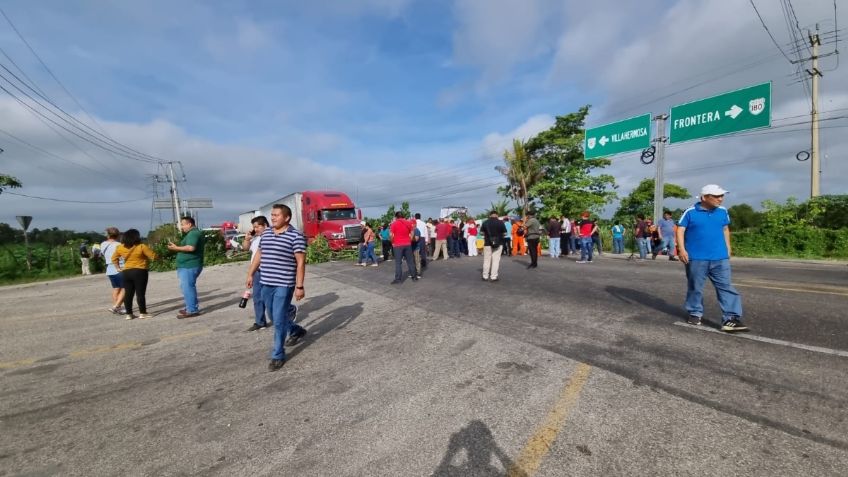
[
  {"xmin": 262, "ymin": 285, "xmax": 305, "ymax": 361},
  {"xmin": 593, "ymin": 235, "xmax": 603, "ymax": 254},
  {"xmin": 252, "ymin": 269, "xmax": 269, "ymax": 327},
  {"xmin": 636, "ymin": 237, "xmax": 649, "ymax": 259},
  {"xmin": 685, "ymin": 259, "xmax": 742, "ymax": 321},
  {"xmin": 177, "ymin": 266, "xmax": 202, "ymax": 313},
  {"xmin": 569, "ymin": 236, "xmax": 579, "ymax": 254},
  {"xmin": 393, "ymin": 245, "xmax": 416, "ymax": 281},
  {"xmin": 655, "ymin": 237, "xmax": 675, "ymax": 257},
  {"xmin": 448, "ymin": 237, "xmax": 461, "ymax": 257},
  {"xmin": 549, "ymin": 237, "xmax": 561, "ymax": 257},
  {"xmin": 417, "ymin": 237, "xmax": 428, "ymax": 268},
  {"xmin": 612, "ymin": 236, "xmax": 624, "ymax": 254},
  {"xmin": 362, "ymin": 242, "xmax": 378, "ymax": 264},
  {"xmin": 580, "ymin": 237, "xmax": 594, "ymax": 261}
]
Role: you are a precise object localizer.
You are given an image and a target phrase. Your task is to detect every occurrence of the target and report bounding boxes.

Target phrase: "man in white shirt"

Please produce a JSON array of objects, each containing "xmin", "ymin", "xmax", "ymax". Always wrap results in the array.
[{"xmin": 414, "ymin": 213, "xmax": 429, "ymax": 272}]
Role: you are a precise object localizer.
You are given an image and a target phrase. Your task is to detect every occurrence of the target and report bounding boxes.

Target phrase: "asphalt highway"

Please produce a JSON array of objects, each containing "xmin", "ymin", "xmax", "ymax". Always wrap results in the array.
[{"xmin": 1, "ymin": 252, "xmax": 846, "ymax": 476}]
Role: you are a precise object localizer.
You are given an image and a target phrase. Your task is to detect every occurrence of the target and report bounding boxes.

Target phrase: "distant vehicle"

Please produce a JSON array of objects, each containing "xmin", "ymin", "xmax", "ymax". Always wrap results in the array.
[
  {"xmin": 204, "ymin": 222, "xmax": 240, "ymax": 250},
  {"xmin": 238, "ymin": 191, "xmax": 362, "ymax": 251}
]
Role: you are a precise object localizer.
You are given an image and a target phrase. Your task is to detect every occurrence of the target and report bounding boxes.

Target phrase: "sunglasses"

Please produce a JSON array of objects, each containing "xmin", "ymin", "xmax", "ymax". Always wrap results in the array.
[{"xmin": 706, "ymin": 194, "xmax": 725, "ymax": 198}]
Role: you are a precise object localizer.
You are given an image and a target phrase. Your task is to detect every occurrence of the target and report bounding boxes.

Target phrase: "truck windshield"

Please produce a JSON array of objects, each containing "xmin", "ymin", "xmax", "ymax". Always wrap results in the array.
[{"xmin": 321, "ymin": 209, "xmax": 357, "ymax": 221}]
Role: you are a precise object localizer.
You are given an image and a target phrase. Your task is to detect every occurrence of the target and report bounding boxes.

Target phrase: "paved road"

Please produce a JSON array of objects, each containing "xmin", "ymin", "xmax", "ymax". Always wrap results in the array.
[{"xmin": 1, "ymin": 254, "xmax": 846, "ymax": 476}]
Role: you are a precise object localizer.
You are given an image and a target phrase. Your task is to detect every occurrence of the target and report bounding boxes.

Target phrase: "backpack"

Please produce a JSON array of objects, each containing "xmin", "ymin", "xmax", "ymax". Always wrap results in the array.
[
  {"xmin": 91, "ymin": 247, "xmax": 102, "ymax": 259},
  {"xmin": 516, "ymin": 226, "xmax": 525, "ymax": 237},
  {"xmin": 79, "ymin": 244, "xmax": 90, "ymax": 258}
]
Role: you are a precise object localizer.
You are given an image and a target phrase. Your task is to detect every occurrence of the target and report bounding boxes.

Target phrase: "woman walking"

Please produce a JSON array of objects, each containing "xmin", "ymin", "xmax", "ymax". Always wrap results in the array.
[
  {"xmin": 111, "ymin": 228, "xmax": 157, "ymax": 320},
  {"xmin": 360, "ymin": 222, "xmax": 379, "ymax": 266}
]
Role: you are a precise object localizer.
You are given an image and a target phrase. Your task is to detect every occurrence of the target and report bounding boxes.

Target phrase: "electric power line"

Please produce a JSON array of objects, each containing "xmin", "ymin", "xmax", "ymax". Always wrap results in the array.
[{"xmin": 4, "ymin": 190, "xmax": 151, "ymax": 204}]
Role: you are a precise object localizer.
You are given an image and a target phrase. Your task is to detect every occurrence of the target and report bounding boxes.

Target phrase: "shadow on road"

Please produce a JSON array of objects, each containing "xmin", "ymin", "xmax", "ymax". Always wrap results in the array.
[
  {"xmin": 605, "ymin": 286, "xmax": 724, "ymax": 330},
  {"xmin": 432, "ymin": 420, "xmax": 523, "ymax": 477},
  {"xmin": 296, "ymin": 292, "xmax": 339, "ymax": 321},
  {"xmin": 288, "ymin": 301, "xmax": 363, "ymax": 360}
]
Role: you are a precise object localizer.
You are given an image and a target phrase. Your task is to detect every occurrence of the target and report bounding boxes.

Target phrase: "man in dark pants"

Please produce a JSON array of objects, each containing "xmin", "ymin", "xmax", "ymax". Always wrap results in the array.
[
  {"xmin": 524, "ymin": 211, "xmax": 542, "ymax": 269},
  {"xmin": 390, "ymin": 212, "xmax": 417, "ymax": 284},
  {"xmin": 501, "ymin": 217, "xmax": 512, "ymax": 256}
]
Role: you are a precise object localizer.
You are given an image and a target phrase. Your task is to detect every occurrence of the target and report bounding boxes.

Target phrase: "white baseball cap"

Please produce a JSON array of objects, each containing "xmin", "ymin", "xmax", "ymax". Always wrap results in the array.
[{"xmin": 701, "ymin": 184, "xmax": 728, "ymax": 196}]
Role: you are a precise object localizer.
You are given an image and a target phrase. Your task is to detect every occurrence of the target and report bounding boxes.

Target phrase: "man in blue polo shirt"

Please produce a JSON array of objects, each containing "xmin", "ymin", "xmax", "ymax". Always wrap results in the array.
[
  {"xmin": 246, "ymin": 204, "xmax": 308, "ymax": 371},
  {"xmin": 676, "ymin": 184, "xmax": 747, "ymax": 332}
]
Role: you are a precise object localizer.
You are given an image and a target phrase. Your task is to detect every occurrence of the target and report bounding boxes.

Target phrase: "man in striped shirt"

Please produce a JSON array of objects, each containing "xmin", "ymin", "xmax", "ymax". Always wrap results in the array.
[{"xmin": 246, "ymin": 204, "xmax": 308, "ymax": 371}]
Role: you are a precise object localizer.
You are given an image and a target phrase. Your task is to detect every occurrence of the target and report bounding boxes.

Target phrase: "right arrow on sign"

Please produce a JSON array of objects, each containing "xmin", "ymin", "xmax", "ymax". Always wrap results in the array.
[{"xmin": 725, "ymin": 105, "xmax": 743, "ymax": 119}]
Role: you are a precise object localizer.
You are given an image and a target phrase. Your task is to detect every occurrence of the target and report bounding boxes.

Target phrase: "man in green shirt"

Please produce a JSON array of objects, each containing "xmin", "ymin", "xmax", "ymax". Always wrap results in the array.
[
  {"xmin": 524, "ymin": 211, "xmax": 542, "ymax": 269},
  {"xmin": 167, "ymin": 216, "xmax": 205, "ymax": 318}
]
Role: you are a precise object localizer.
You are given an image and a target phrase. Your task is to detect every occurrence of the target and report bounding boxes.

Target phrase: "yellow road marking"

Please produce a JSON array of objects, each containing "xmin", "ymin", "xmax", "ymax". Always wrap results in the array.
[
  {"xmin": 736, "ymin": 281, "xmax": 848, "ymax": 297},
  {"xmin": 0, "ymin": 358, "xmax": 36, "ymax": 369},
  {"xmin": 2, "ymin": 329, "xmax": 212, "ymax": 369},
  {"xmin": 70, "ymin": 341, "xmax": 144, "ymax": 358},
  {"xmin": 507, "ymin": 363, "xmax": 592, "ymax": 477}
]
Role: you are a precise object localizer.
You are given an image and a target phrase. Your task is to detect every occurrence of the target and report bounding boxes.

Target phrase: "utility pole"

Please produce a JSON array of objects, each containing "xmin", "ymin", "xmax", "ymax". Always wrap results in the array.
[
  {"xmin": 167, "ymin": 162, "xmax": 181, "ymax": 228},
  {"xmin": 807, "ymin": 26, "xmax": 822, "ymax": 198},
  {"xmin": 652, "ymin": 114, "xmax": 669, "ymax": 221}
]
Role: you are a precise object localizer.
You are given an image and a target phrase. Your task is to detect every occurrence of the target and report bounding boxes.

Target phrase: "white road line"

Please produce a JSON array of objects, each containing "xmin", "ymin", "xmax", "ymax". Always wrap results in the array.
[{"xmin": 672, "ymin": 322, "xmax": 848, "ymax": 358}]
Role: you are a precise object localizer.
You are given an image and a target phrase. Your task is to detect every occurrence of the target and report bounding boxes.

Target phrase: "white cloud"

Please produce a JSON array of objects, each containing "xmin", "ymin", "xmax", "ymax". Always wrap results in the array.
[{"xmin": 481, "ymin": 114, "xmax": 555, "ymax": 158}]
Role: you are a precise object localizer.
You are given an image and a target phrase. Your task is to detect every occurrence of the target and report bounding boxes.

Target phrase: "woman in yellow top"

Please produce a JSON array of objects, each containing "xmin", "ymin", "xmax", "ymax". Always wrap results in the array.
[{"xmin": 111, "ymin": 228, "xmax": 157, "ymax": 320}]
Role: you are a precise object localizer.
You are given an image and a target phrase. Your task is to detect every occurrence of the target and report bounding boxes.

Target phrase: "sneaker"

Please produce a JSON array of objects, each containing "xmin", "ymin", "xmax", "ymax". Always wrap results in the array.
[
  {"xmin": 107, "ymin": 306, "xmax": 121, "ymax": 314},
  {"xmin": 246, "ymin": 323, "xmax": 266, "ymax": 332},
  {"xmin": 125, "ymin": 314, "xmax": 135, "ymax": 320},
  {"xmin": 416, "ymin": 275, "xmax": 422, "ymax": 279},
  {"xmin": 287, "ymin": 304, "xmax": 298, "ymax": 323},
  {"xmin": 687, "ymin": 315, "xmax": 702, "ymax": 325},
  {"xmin": 490, "ymin": 278, "xmax": 499, "ymax": 282},
  {"xmin": 370, "ymin": 264, "xmax": 378, "ymax": 267},
  {"xmin": 721, "ymin": 318, "xmax": 749, "ymax": 332},
  {"xmin": 359, "ymin": 263, "xmax": 367, "ymax": 267},
  {"xmin": 576, "ymin": 260, "xmax": 587, "ymax": 264},
  {"xmin": 268, "ymin": 359, "xmax": 286, "ymax": 372},
  {"xmin": 286, "ymin": 327, "xmax": 307, "ymax": 346},
  {"xmin": 177, "ymin": 311, "xmax": 201, "ymax": 319},
  {"xmin": 138, "ymin": 313, "xmax": 153, "ymax": 319},
  {"xmin": 390, "ymin": 279, "xmax": 401, "ymax": 285},
  {"xmin": 482, "ymin": 277, "xmax": 489, "ymax": 281}
]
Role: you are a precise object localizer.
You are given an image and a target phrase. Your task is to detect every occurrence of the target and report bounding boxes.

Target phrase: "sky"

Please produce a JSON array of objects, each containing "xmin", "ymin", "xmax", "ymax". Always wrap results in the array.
[{"xmin": 0, "ymin": 0, "xmax": 845, "ymax": 233}]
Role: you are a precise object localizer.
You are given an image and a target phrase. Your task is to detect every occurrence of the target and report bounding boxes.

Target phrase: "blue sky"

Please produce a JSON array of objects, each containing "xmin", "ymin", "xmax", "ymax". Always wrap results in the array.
[{"xmin": 1, "ymin": 0, "xmax": 846, "ymax": 232}]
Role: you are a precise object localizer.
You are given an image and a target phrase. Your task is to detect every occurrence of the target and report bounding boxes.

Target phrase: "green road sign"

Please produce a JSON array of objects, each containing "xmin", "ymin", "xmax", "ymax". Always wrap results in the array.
[
  {"xmin": 584, "ymin": 113, "xmax": 652, "ymax": 159},
  {"xmin": 669, "ymin": 82, "xmax": 771, "ymax": 144}
]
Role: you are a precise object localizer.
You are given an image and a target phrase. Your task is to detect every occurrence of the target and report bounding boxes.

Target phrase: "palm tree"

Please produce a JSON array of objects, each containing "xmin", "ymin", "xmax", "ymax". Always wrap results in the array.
[
  {"xmin": 489, "ymin": 199, "xmax": 511, "ymax": 217},
  {"xmin": 495, "ymin": 139, "xmax": 541, "ymax": 217}
]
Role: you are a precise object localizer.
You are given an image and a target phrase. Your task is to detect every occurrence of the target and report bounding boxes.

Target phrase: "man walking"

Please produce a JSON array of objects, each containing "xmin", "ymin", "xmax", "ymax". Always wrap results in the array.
[
  {"xmin": 547, "ymin": 217, "xmax": 562, "ymax": 258},
  {"xmin": 79, "ymin": 241, "xmax": 92, "ymax": 275},
  {"xmin": 414, "ymin": 213, "xmax": 429, "ymax": 271},
  {"xmin": 524, "ymin": 212, "xmax": 542, "ymax": 269},
  {"xmin": 246, "ymin": 204, "xmax": 308, "ymax": 371},
  {"xmin": 611, "ymin": 221, "xmax": 625, "ymax": 254},
  {"xmin": 576, "ymin": 212, "xmax": 598, "ymax": 264},
  {"xmin": 243, "ymin": 215, "xmax": 271, "ymax": 331},
  {"xmin": 634, "ymin": 214, "xmax": 649, "ymax": 260},
  {"xmin": 656, "ymin": 211, "xmax": 678, "ymax": 261},
  {"xmin": 432, "ymin": 218, "xmax": 451, "ymax": 260},
  {"xmin": 677, "ymin": 184, "xmax": 747, "ymax": 332},
  {"xmin": 390, "ymin": 211, "xmax": 417, "ymax": 284},
  {"xmin": 168, "ymin": 216, "xmax": 205, "ymax": 318},
  {"xmin": 481, "ymin": 211, "xmax": 507, "ymax": 281},
  {"xmin": 502, "ymin": 217, "xmax": 512, "ymax": 256}
]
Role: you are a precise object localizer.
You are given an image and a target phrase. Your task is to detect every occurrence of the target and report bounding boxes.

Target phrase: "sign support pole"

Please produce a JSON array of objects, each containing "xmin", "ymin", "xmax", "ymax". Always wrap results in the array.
[
  {"xmin": 652, "ymin": 114, "xmax": 668, "ymax": 222},
  {"xmin": 809, "ymin": 27, "xmax": 822, "ymax": 198}
]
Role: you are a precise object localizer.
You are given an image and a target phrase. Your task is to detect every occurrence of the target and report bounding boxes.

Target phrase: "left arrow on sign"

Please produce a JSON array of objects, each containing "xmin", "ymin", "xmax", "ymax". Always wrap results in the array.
[
  {"xmin": 725, "ymin": 105, "xmax": 743, "ymax": 119},
  {"xmin": 599, "ymin": 136, "xmax": 609, "ymax": 146}
]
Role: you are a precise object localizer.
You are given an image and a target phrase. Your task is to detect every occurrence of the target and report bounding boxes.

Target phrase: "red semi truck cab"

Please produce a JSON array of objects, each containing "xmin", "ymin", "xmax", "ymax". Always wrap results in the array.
[
  {"xmin": 239, "ymin": 191, "xmax": 362, "ymax": 251},
  {"xmin": 299, "ymin": 191, "xmax": 362, "ymax": 250}
]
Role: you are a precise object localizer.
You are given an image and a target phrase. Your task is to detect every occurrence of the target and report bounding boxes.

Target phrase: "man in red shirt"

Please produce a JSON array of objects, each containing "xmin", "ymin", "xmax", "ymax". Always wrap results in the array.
[
  {"xmin": 576, "ymin": 211, "xmax": 598, "ymax": 264},
  {"xmin": 432, "ymin": 217, "xmax": 452, "ymax": 260},
  {"xmin": 390, "ymin": 211, "xmax": 417, "ymax": 284}
]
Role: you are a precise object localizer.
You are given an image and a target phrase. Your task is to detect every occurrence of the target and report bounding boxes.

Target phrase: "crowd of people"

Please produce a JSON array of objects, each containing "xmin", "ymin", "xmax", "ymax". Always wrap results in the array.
[
  {"xmin": 91, "ymin": 217, "xmax": 206, "ymax": 321},
  {"xmin": 83, "ymin": 184, "xmax": 746, "ymax": 373}
]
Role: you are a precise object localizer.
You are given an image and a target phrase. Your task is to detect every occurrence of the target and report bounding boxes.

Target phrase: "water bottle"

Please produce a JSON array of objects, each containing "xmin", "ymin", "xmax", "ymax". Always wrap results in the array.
[{"xmin": 238, "ymin": 289, "xmax": 251, "ymax": 308}]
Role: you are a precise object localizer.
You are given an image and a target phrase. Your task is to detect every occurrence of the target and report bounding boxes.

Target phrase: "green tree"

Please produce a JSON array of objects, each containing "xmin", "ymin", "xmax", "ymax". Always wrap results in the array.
[
  {"xmin": 375, "ymin": 201, "xmax": 411, "ymax": 226},
  {"xmin": 0, "ymin": 173, "xmax": 22, "ymax": 194},
  {"xmin": 613, "ymin": 178, "xmax": 690, "ymax": 224},
  {"xmin": 523, "ymin": 106, "xmax": 618, "ymax": 219},
  {"xmin": 496, "ymin": 139, "xmax": 541, "ymax": 217},
  {"xmin": 489, "ymin": 199, "xmax": 511, "ymax": 216},
  {"xmin": 728, "ymin": 203, "xmax": 762, "ymax": 230}
]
